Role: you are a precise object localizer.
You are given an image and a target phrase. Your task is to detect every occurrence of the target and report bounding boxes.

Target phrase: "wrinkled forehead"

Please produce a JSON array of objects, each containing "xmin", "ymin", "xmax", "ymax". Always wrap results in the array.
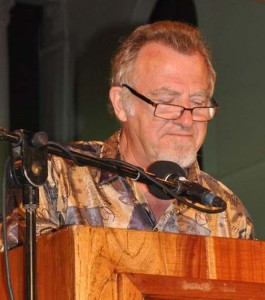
[
  {"xmin": 129, "ymin": 42, "xmax": 214, "ymax": 88},
  {"xmin": 129, "ymin": 43, "xmax": 212, "ymax": 93}
]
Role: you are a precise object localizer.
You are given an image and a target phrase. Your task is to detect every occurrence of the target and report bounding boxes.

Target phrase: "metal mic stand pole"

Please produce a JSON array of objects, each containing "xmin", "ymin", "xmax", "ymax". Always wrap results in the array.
[
  {"xmin": 23, "ymin": 184, "xmax": 39, "ymax": 300},
  {"xmin": 9, "ymin": 130, "xmax": 48, "ymax": 300}
]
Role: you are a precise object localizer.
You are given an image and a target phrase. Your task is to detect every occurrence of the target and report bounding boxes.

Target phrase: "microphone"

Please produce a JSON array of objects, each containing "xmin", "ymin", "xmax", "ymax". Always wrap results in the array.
[{"xmin": 146, "ymin": 160, "xmax": 225, "ymax": 208}]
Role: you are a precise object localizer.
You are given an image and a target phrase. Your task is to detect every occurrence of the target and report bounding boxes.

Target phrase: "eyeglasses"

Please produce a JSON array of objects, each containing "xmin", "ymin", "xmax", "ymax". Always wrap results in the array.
[{"xmin": 122, "ymin": 84, "xmax": 219, "ymax": 122}]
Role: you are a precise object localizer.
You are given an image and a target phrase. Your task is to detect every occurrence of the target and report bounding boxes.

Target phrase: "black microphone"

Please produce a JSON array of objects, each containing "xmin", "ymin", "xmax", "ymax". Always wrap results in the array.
[{"xmin": 147, "ymin": 160, "xmax": 225, "ymax": 208}]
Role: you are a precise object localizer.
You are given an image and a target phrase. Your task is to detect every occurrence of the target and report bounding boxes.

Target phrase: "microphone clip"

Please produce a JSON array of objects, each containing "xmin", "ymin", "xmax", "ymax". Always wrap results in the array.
[{"xmin": 10, "ymin": 129, "xmax": 48, "ymax": 187}]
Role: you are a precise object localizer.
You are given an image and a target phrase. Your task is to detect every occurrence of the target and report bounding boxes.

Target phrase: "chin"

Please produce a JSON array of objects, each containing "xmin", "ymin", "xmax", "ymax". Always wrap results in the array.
[{"xmin": 157, "ymin": 151, "xmax": 197, "ymax": 169}]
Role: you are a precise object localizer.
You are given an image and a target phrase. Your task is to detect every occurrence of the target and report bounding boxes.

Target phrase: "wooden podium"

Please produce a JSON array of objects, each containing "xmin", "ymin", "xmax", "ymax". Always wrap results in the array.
[{"xmin": 1, "ymin": 225, "xmax": 265, "ymax": 299}]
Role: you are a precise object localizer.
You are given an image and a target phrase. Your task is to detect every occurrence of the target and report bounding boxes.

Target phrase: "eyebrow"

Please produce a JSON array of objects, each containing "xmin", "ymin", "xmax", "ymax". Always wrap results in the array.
[
  {"xmin": 149, "ymin": 88, "xmax": 211, "ymax": 100},
  {"xmin": 190, "ymin": 90, "xmax": 211, "ymax": 98},
  {"xmin": 149, "ymin": 88, "xmax": 182, "ymax": 97}
]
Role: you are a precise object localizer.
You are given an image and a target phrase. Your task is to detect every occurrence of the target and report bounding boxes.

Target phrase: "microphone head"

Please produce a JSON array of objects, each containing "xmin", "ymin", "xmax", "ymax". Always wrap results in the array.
[{"xmin": 146, "ymin": 160, "xmax": 186, "ymax": 199}]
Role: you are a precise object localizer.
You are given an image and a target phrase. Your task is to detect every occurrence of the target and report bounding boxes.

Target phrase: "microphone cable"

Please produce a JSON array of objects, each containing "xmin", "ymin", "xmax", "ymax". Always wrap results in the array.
[
  {"xmin": 1, "ymin": 157, "xmax": 15, "ymax": 300},
  {"xmin": 97, "ymin": 157, "xmax": 226, "ymax": 214}
]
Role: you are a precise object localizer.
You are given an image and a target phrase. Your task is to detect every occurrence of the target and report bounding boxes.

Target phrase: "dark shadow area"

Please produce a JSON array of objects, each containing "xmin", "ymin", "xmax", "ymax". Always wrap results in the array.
[
  {"xmin": 75, "ymin": 23, "xmax": 137, "ymax": 140},
  {"xmin": 150, "ymin": 0, "xmax": 197, "ymax": 25},
  {"xmin": 8, "ymin": 3, "xmax": 42, "ymax": 132}
]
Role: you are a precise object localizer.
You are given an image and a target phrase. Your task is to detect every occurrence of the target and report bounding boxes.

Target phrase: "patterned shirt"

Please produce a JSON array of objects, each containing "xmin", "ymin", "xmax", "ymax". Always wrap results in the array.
[{"xmin": 1, "ymin": 131, "xmax": 255, "ymax": 250}]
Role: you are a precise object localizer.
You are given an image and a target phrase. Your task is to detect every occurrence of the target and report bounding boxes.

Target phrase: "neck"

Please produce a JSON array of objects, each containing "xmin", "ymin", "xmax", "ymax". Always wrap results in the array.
[
  {"xmin": 119, "ymin": 129, "xmax": 150, "ymax": 169},
  {"xmin": 137, "ymin": 181, "xmax": 172, "ymax": 220},
  {"xmin": 119, "ymin": 130, "xmax": 174, "ymax": 220}
]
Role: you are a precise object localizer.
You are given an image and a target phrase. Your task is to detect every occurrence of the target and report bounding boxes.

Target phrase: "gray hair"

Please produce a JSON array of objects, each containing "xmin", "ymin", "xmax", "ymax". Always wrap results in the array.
[{"xmin": 111, "ymin": 21, "xmax": 216, "ymax": 95}]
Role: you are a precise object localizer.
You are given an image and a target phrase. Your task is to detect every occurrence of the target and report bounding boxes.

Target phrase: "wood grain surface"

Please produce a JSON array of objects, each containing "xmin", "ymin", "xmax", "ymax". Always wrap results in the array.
[{"xmin": 1, "ymin": 226, "xmax": 265, "ymax": 299}]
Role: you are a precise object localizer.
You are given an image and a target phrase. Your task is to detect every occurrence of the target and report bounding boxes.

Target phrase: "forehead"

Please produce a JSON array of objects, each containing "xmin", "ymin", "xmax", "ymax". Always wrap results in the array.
[
  {"xmin": 134, "ymin": 42, "xmax": 207, "ymax": 74},
  {"xmin": 132, "ymin": 42, "xmax": 210, "ymax": 90}
]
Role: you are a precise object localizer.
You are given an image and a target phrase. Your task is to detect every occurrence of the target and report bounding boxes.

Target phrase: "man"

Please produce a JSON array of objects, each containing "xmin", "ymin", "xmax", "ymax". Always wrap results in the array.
[{"xmin": 1, "ymin": 21, "xmax": 254, "ymax": 250}]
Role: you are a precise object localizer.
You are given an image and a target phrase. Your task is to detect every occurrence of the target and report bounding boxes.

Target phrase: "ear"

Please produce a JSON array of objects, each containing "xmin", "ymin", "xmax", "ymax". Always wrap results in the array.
[{"xmin": 109, "ymin": 86, "xmax": 128, "ymax": 122}]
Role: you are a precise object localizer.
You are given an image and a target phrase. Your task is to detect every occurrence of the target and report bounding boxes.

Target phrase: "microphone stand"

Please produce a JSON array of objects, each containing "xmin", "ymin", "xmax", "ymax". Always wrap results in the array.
[{"xmin": 1, "ymin": 129, "xmax": 48, "ymax": 300}]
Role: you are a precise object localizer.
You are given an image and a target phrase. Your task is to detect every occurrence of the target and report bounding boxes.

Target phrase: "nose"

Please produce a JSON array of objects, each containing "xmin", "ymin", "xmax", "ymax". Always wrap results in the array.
[{"xmin": 173, "ymin": 108, "xmax": 194, "ymax": 127}]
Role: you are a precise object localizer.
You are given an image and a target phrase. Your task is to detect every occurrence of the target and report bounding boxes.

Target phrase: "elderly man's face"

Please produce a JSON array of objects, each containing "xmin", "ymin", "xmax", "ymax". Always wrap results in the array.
[{"xmin": 110, "ymin": 42, "xmax": 211, "ymax": 169}]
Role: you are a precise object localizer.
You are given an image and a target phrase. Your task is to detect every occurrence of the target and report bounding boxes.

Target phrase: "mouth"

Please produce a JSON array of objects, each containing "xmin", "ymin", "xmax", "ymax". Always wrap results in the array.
[{"xmin": 166, "ymin": 133, "xmax": 193, "ymax": 138}]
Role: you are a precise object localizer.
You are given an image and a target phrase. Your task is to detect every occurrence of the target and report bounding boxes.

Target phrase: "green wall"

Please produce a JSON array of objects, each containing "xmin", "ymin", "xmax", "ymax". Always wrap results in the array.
[{"xmin": 195, "ymin": 0, "xmax": 265, "ymax": 239}]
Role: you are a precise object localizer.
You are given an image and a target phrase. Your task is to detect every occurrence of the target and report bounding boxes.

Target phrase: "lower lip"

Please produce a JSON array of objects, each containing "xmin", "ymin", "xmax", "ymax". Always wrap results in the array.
[{"xmin": 166, "ymin": 133, "xmax": 192, "ymax": 137}]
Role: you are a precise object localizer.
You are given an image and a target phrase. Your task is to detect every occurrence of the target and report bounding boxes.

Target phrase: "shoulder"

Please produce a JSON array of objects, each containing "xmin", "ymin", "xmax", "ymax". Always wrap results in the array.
[
  {"xmin": 64, "ymin": 131, "xmax": 121, "ymax": 159},
  {"xmin": 66, "ymin": 140, "xmax": 104, "ymax": 157},
  {"xmin": 199, "ymin": 170, "xmax": 255, "ymax": 239},
  {"xmin": 47, "ymin": 131, "xmax": 121, "ymax": 172},
  {"xmin": 46, "ymin": 140, "xmax": 104, "ymax": 176},
  {"xmin": 200, "ymin": 170, "xmax": 241, "ymax": 207}
]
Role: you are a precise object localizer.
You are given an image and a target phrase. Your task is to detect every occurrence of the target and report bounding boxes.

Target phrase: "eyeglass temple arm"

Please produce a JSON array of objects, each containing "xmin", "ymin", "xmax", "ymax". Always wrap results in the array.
[{"xmin": 122, "ymin": 84, "xmax": 156, "ymax": 107}]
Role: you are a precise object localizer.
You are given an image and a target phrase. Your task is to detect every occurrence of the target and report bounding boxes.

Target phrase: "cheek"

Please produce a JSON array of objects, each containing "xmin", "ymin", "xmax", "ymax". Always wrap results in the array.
[
  {"xmin": 135, "ymin": 106, "xmax": 162, "ymax": 129},
  {"xmin": 195, "ymin": 123, "xmax": 207, "ymax": 148},
  {"xmin": 138, "ymin": 118, "xmax": 166, "ymax": 149},
  {"xmin": 127, "ymin": 107, "xmax": 156, "ymax": 135},
  {"xmin": 140, "ymin": 120, "xmax": 161, "ymax": 139}
]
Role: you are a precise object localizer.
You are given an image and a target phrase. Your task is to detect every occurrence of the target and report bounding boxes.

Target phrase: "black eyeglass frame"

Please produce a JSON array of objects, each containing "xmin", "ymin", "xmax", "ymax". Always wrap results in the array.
[{"xmin": 122, "ymin": 83, "xmax": 219, "ymax": 122}]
